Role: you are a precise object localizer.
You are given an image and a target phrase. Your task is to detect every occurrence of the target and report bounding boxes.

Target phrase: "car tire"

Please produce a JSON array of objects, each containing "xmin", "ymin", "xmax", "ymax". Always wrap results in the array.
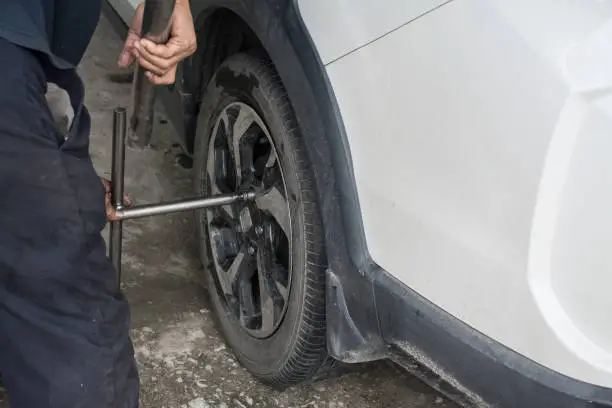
[{"xmin": 193, "ymin": 52, "xmax": 330, "ymax": 387}]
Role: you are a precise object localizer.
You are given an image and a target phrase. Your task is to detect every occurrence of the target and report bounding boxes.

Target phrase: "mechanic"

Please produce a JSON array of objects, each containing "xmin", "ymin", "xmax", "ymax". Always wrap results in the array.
[{"xmin": 0, "ymin": 1, "xmax": 196, "ymax": 407}]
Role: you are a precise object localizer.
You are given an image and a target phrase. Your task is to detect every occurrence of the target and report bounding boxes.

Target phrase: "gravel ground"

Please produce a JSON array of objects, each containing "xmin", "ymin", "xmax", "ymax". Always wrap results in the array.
[{"xmin": 0, "ymin": 14, "xmax": 459, "ymax": 408}]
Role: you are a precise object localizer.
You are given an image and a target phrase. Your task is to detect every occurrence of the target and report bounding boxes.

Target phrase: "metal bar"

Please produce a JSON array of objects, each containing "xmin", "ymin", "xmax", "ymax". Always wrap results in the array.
[
  {"xmin": 115, "ymin": 192, "xmax": 256, "ymax": 221},
  {"xmin": 109, "ymin": 107, "xmax": 127, "ymax": 286},
  {"xmin": 129, "ymin": 0, "xmax": 176, "ymax": 148}
]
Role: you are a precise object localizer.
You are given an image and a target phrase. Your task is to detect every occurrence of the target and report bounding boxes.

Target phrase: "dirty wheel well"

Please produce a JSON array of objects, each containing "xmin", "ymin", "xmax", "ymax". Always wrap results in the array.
[{"xmin": 183, "ymin": 8, "xmax": 268, "ymax": 149}]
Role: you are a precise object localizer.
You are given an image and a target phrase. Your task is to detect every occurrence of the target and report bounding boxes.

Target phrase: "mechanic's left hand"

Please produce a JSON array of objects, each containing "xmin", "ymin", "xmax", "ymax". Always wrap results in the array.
[
  {"xmin": 118, "ymin": 0, "xmax": 197, "ymax": 85},
  {"xmin": 101, "ymin": 178, "xmax": 132, "ymax": 222}
]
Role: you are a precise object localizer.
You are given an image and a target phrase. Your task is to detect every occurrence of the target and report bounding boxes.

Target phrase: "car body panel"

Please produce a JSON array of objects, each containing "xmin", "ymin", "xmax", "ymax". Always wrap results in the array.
[
  {"xmin": 317, "ymin": 0, "xmax": 612, "ymax": 387},
  {"xmin": 295, "ymin": 0, "xmax": 450, "ymax": 64}
]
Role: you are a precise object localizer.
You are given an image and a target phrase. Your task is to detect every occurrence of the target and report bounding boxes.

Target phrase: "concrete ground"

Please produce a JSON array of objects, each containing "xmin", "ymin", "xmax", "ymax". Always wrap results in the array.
[{"xmin": 0, "ymin": 15, "xmax": 460, "ymax": 408}]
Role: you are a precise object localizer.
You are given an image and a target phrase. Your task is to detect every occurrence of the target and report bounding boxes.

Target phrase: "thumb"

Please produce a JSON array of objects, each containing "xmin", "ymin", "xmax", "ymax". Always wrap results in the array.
[
  {"xmin": 118, "ymin": 3, "xmax": 145, "ymax": 67},
  {"xmin": 118, "ymin": 38, "xmax": 137, "ymax": 67}
]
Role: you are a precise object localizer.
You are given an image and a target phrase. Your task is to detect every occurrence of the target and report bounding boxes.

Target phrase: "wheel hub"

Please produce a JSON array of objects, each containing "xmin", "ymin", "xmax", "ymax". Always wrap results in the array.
[{"xmin": 203, "ymin": 102, "xmax": 292, "ymax": 339}]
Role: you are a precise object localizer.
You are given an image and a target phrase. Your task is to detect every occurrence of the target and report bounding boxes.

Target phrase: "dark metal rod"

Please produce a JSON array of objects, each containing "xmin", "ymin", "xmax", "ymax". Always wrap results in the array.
[
  {"xmin": 109, "ymin": 107, "xmax": 127, "ymax": 286},
  {"xmin": 129, "ymin": 0, "xmax": 176, "ymax": 148},
  {"xmin": 115, "ymin": 192, "xmax": 256, "ymax": 221}
]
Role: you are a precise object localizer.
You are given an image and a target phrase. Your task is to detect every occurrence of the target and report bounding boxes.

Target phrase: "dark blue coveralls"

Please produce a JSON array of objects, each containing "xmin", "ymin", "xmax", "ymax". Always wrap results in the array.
[{"xmin": 0, "ymin": 1, "xmax": 139, "ymax": 407}]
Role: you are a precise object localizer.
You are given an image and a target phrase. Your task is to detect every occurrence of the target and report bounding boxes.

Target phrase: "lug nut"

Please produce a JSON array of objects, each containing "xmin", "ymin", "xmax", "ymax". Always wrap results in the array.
[{"xmin": 255, "ymin": 226, "xmax": 263, "ymax": 235}]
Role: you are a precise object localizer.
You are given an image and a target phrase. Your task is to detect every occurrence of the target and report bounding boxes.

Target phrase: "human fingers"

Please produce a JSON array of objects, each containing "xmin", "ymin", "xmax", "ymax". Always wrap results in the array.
[{"xmin": 118, "ymin": 3, "xmax": 145, "ymax": 67}]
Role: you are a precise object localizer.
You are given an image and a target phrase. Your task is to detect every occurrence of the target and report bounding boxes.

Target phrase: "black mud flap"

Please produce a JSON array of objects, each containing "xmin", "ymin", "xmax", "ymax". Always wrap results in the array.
[{"xmin": 325, "ymin": 269, "xmax": 388, "ymax": 363}]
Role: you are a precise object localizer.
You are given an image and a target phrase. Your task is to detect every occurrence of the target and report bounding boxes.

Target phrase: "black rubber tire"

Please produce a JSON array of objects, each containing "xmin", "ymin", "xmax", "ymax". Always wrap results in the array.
[{"xmin": 193, "ymin": 52, "xmax": 329, "ymax": 387}]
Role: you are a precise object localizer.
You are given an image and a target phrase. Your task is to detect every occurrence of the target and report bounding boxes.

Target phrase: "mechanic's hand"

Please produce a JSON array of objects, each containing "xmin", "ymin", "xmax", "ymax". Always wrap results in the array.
[
  {"xmin": 101, "ymin": 178, "xmax": 132, "ymax": 222},
  {"xmin": 117, "ymin": 0, "xmax": 197, "ymax": 85}
]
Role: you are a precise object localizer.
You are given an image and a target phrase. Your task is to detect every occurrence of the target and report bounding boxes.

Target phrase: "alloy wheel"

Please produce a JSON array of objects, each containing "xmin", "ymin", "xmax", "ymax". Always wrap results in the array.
[{"xmin": 204, "ymin": 102, "xmax": 292, "ymax": 339}]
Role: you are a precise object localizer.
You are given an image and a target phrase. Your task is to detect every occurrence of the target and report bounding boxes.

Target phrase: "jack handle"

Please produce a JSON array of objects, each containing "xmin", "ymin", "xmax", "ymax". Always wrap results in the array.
[{"xmin": 129, "ymin": 0, "xmax": 176, "ymax": 148}]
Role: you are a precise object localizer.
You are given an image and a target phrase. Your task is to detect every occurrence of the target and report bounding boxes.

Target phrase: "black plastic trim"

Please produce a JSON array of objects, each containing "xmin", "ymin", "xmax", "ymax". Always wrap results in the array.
[
  {"xmin": 325, "ymin": 269, "xmax": 387, "ymax": 363},
  {"xmin": 374, "ymin": 267, "xmax": 612, "ymax": 408}
]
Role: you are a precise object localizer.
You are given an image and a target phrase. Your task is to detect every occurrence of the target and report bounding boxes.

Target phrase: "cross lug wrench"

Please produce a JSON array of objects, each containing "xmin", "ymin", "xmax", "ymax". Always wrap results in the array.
[
  {"xmin": 108, "ymin": 0, "xmax": 257, "ymax": 289},
  {"xmin": 109, "ymin": 107, "xmax": 256, "ymax": 288}
]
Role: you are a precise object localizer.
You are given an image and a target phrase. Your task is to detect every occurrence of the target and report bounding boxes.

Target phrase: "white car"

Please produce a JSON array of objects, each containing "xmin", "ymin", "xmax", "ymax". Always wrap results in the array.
[{"xmin": 104, "ymin": 1, "xmax": 612, "ymax": 406}]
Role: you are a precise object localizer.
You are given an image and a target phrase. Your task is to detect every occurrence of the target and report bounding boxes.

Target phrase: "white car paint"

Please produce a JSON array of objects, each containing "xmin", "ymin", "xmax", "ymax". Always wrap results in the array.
[
  {"xmin": 310, "ymin": 0, "xmax": 612, "ymax": 388},
  {"xmin": 296, "ymin": 0, "xmax": 450, "ymax": 64}
]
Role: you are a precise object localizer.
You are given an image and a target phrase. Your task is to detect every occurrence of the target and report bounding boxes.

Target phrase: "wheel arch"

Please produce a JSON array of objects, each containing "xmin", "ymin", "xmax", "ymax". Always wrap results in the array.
[{"xmin": 183, "ymin": 0, "xmax": 387, "ymax": 363}]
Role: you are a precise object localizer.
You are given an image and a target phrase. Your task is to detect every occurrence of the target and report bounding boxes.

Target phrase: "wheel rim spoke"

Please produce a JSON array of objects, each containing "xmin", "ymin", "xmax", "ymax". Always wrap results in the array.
[
  {"xmin": 259, "ymin": 281, "xmax": 276, "ymax": 334},
  {"xmin": 256, "ymin": 243, "xmax": 280, "ymax": 335},
  {"xmin": 231, "ymin": 104, "xmax": 258, "ymax": 186},
  {"xmin": 264, "ymin": 148, "xmax": 277, "ymax": 168},
  {"xmin": 227, "ymin": 247, "xmax": 251, "ymax": 290},
  {"xmin": 256, "ymin": 185, "xmax": 290, "ymax": 240},
  {"xmin": 275, "ymin": 281, "xmax": 289, "ymax": 302},
  {"xmin": 232, "ymin": 104, "xmax": 256, "ymax": 147},
  {"xmin": 259, "ymin": 152, "xmax": 281, "ymax": 188},
  {"xmin": 256, "ymin": 155, "xmax": 290, "ymax": 239},
  {"xmin": 238, "ymin": 278, "xmax": 258, "ymax": 327},
  {"xmin": 208, "ymin": 120, "xmax": 236, "ymax": 194},
  {"xmin": 208, "ymin": 225, "xmax": 239, "ymax": 282}
]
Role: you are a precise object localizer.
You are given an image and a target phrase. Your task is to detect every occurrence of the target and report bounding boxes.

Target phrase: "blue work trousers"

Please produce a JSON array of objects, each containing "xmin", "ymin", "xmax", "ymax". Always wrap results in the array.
[{"xmin": 0, "ymin": 37, "xmax": 139, "ymax": 408}]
